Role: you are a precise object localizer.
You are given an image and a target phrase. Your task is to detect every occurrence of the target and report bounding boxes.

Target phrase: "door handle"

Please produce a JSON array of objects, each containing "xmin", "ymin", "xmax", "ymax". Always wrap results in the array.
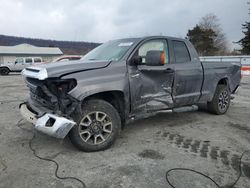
[{"xmin": 164, "ymin": 68, "xmax": 174, "ymax": 73}]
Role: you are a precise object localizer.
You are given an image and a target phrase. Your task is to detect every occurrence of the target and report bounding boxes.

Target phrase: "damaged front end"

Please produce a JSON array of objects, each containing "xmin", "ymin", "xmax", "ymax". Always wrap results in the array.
[{"xmin": 20, "ymin": 67, "xmax": 79, "ymax": 138}]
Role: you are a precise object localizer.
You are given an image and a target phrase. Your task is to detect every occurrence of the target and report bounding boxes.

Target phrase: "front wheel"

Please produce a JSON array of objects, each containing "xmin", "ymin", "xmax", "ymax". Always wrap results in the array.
[
  {"xmin": 69, "ymin": 99, "xmax": 121, "ymax": 152},
  {"xmin": 207, "ymin": 85, "xmax": 230, "ymax": 115}
]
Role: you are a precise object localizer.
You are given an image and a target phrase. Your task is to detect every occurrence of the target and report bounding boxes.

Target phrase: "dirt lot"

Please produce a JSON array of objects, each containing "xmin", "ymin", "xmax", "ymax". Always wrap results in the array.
[{"xmin": 0, "ymin": 74, "xmax": 250, "ymax": 188}]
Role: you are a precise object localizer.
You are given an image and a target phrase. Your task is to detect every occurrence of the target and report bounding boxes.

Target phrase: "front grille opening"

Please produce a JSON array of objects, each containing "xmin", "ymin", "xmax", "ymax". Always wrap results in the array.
[{"xmin": 30, "ymin": 86, "xmax": 52, "ymax": 105}]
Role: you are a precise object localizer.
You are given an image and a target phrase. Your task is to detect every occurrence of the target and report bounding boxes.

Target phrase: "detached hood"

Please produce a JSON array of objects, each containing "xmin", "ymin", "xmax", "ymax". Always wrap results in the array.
[{"xmin": 22, "ymin": 60, "xmax": 111, "ymax": 80}]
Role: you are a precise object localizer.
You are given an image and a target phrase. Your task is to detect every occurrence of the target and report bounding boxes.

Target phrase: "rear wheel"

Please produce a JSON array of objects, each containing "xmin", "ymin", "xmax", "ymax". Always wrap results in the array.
[
  {"xmin": 0, "ymin": 67, "xmax": 10, "ymax": 75},
  {"xmin": 69, "ymin": 99, "xmax": 121, "ymax": 152},
  {"xmin": 207, "ymin": 85, "xmax": 230, "ymax": 115}
]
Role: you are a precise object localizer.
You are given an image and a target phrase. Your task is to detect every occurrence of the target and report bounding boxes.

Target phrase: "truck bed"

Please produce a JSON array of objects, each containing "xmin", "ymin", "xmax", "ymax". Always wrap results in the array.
[{"xmin": 199, "ymin": 61, "xmax": 241, "ymax": 102}]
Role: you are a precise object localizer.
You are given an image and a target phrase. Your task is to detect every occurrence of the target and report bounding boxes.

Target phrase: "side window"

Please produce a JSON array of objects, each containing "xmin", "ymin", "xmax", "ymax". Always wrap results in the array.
[
  {"xmin": 25, "ymin": 58, "xmax": 33, "ymax": 63},
  {"xmin": 34, "ymin": 58, "xmax": 42, "ymax": 63},
  {"xmin": 173, "ymin": 41, "xmax": 191, "ymax": 63},
  {"xmin": 15, "ymin": 58, "xmax": 24, "ymax": 64},
  {"xmin": 138, "ymin": 40, "xmax": 168, "ymax": 64},
  {"xmin": 70, "ymin": 57, "xmax": 81, "ymax": 61},
  {"xmin": 58, "ymin": 58, "xmax": 70, "ymax": 62}
]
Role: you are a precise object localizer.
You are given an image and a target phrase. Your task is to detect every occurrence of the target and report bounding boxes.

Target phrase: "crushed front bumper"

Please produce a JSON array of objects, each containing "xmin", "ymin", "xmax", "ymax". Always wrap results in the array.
[{"xmin": 19, "ymin": 103, "xmax": 76, "ymax": 139}]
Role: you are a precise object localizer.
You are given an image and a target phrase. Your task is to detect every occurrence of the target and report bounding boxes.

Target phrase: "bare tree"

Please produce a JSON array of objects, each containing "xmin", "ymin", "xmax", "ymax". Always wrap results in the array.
[{"xmin": 199, "ymin": 13, "xmax": 229, "ymax": 55}]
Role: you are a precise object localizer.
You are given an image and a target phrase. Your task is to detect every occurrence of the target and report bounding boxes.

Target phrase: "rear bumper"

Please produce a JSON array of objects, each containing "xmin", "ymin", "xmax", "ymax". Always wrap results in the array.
[{"xmin": 19, "ymin": 103, "xmax": 76, "ymax": 139}]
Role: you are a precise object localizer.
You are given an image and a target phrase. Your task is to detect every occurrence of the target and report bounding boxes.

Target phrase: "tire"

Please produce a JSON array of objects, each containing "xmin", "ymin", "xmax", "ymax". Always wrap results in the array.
[
  {"xmin": 69, "ymin": 99, "xmax": 121, "ymax": 152},
  {"xmin": 207, "ymin": 85, "xmax": 230, "ymax": 115},
  {"xmin": 0, "ymin": 67, "xmax": 10, "ymax": 75}
]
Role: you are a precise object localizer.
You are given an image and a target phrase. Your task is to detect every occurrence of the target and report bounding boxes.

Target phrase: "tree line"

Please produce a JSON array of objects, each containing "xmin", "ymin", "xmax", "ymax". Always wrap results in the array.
[
  {"xmin": 0, "ymin": 35, "xmax": 100, "ymax": 55},
  {"xmin": 187, "ymin": 2, "xmax": 250, "ymax": 56}
]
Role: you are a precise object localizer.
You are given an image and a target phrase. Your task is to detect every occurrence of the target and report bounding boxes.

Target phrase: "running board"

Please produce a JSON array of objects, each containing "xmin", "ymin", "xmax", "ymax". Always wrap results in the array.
[
  {"xmin": 158, "ymin": 105, "xmax": 198, "ymax": 113},
  {"xmin": 128, "ymin": 105, "xmax": 199, "ymax": 122}
]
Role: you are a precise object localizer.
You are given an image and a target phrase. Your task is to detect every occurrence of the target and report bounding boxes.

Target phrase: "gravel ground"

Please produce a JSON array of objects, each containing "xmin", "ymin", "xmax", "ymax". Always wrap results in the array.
[{"xmin": 0, "ymin": 74, "xmax": 250, "ymax": 188}]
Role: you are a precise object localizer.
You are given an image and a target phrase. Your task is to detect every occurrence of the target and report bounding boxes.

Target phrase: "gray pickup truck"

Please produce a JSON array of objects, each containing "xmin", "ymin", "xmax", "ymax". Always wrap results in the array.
[{"xmin": 19, "ymin": 36, "xmax": 241, "ymax": 152}]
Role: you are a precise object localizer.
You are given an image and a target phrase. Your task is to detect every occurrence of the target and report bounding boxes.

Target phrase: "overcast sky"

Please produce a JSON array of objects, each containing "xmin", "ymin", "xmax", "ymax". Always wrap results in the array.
[{"xmin": 0, "ymin": 0, "xmax": 248, "ymax": 49}]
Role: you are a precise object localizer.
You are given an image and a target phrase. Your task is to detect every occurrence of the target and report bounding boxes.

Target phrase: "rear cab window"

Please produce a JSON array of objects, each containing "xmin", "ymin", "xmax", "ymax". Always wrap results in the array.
[{"xmin": 173, "ymin": 40, "xmax": 191, "ymax": 63}]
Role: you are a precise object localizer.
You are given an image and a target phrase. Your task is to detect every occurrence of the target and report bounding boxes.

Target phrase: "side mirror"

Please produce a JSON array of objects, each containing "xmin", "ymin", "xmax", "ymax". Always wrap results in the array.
[
  {"xmin": 131, "ymin": 56, "xmax": 142, "ymax": 65},
  {"xmin": 145, "ymin": 50, "xmax": 165, "ymax": 66}
]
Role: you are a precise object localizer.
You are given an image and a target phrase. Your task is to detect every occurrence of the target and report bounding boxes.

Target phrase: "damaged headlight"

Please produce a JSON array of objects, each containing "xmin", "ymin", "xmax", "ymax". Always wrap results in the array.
[{"xmin": 46, "ymin": 78, "xmax": 77, "ymax": 96}]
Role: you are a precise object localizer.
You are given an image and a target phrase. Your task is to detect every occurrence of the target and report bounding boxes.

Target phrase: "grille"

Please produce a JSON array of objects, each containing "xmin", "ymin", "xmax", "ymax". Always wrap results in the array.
[{"xmin": 25, "ymin": 77, "xmax": 54, "ymax": 108}]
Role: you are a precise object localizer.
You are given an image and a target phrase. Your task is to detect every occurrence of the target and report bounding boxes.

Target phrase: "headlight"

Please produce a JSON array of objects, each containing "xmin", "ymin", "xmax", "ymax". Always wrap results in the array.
[
  {"xmin": 46, "ymin": 78, "xmax": 77, "ymax": 96},
  {"xmin": 22, "ymin": 67, "xmax": 48, "ymax": 80}
]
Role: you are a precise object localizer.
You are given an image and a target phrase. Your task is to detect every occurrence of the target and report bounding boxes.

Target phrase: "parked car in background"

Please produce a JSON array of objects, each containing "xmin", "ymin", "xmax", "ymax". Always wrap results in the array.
[
  {"xmin": 51, "ymin": 55, "xmax": 82, "ymax": 63},
  {"xmin": 0, "ymin": 57, "xmax": 44, "ymax": 75}
]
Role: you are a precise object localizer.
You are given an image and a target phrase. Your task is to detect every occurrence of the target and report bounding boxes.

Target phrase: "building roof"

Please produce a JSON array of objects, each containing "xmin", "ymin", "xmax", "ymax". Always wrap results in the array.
[{"xmin": 0, "ymin": 43, "xmax": 63, "ymax": 55}]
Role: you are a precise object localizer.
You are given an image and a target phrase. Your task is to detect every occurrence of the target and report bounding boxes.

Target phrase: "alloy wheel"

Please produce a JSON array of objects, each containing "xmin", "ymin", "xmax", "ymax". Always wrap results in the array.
[
  {"xmin": 218, "ymin": 90, "xmax": 229, "ymax": 112},
  {"xmin": 78, "ymin": 111, "xmax": 112, "ymax": 145}
]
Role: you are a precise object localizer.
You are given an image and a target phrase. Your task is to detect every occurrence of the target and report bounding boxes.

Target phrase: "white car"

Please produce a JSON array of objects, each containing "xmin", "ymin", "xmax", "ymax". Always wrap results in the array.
[{"xmin": 0, "ymin": 57, "xmax": 43, "ymax": 75}]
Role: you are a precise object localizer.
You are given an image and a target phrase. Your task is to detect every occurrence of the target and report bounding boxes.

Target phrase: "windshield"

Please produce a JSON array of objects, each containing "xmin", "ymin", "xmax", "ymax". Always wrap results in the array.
[{"xmin": 82, "ymin": 39, "xmax": 135, "ymax": 61}]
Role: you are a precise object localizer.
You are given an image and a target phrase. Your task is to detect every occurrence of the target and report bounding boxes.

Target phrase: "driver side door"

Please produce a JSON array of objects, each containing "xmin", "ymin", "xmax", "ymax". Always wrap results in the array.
[
  {"xmin": 13, "ymin": 58, "xmax": 25, "ymax": 71},
  {"xmin": 128, "ymin": 39, "xmax": 175, "ymax": 116}
]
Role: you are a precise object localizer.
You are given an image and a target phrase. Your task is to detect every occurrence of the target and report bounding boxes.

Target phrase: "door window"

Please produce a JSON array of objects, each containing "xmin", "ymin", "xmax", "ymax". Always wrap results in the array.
[
  {"xmin": 71, "ymin": 57, "xmax": 81, "ymax": 61},
  {"xmin": 173, "ymin": 41, "xmax": 191, "ymax": 63},
  {"xmin": 138, "ymin": 40, "xmax": 168, "ymax": 64},
  {"xmin": 25, "ymin": 58, "xmax": 33, "ymax": 63},
  {"xmin": 58, "ymin": 58, "xmax": 70, "ymax": 62},
  {"xmin": 15, "ymin": 58, "xmax": 24, "ymax": 64}
]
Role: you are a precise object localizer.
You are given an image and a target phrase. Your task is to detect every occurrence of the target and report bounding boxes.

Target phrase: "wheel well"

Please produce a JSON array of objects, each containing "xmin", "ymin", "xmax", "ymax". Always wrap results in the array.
[
  {"xmin": 84, "ymin": 91, "xmax": 126, "ymax": 126},
  {"xmin": 218, "ymin": 78, "xmax": 228, "ymax": 86}
]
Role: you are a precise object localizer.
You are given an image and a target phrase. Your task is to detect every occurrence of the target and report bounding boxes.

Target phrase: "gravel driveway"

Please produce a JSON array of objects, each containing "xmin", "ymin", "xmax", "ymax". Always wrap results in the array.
[{"xmin": 0, "ymin": 74, "xmax": 250, "ymax": 188}]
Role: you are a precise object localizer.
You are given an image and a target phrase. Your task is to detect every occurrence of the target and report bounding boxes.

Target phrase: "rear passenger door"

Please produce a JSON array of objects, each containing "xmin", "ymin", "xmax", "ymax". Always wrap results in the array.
[
  {"xmin": 170, "ymin": 40, "xmax": 203, "ymax": 106},
  {"xmin": 24, "ymin": 58, "xmax": 33, "ymax": 69}
]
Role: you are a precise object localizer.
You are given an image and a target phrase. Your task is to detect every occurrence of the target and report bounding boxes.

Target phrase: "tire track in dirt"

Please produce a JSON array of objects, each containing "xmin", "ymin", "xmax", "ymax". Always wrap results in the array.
[{"xmin": 155, "ymin": 131, "xmax": 250, "ymax": 178}]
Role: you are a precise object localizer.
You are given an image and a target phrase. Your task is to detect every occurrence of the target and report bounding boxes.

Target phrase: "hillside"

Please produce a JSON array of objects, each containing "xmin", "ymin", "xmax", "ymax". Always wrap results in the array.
[{"xmin": 0, "ymin": 34, "xmax": 100, "ymax": 55}]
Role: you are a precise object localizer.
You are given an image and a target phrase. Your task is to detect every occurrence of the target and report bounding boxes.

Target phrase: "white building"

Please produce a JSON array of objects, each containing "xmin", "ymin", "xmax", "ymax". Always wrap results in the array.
[{"xmin": 0, "ymin": 43, "xmax": 63, "ymax": 63}]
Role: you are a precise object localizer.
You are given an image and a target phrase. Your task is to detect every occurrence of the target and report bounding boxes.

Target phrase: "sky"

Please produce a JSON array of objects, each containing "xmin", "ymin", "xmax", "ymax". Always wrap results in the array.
[{"xmin": 0, "ymin": 0, "xmax": 249, "ymax": 49}]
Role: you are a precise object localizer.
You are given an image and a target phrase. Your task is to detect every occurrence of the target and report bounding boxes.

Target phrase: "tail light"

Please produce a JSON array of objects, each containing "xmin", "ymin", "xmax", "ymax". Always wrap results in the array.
[
  {"xmin": 240, "ymin": 66, "xmax": 243, "ymax": 80},
  {"xmin": 241, "ymin": 66, "xmax": 250, "ymax": 78}
]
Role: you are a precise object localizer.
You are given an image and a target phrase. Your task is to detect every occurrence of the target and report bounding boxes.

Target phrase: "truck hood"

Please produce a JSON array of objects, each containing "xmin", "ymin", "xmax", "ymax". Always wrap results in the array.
[{"xmin": 22, "ymin": 60, "xmax": 111, "ymax": 80}]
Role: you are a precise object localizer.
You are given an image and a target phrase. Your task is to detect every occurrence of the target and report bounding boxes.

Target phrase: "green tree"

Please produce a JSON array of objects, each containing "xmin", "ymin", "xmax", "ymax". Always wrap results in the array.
[
  {"xmin": 238, "ymin": 3, "xmax": 250, "ymax": 54},
  {"xmin": 187, "ymin": 25, "xmax": 217, "ymax": 56}
]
